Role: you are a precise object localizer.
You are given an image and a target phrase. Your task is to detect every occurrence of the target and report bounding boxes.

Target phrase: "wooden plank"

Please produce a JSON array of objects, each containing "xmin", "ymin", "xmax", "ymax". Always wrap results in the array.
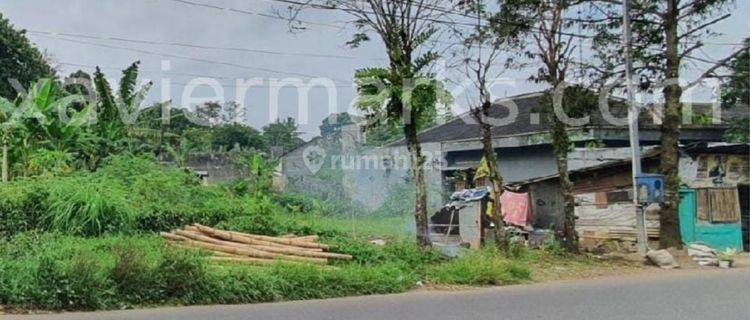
[
  {"xmin": 710, "ymin": 188, "xmax": 741, "ymax": 222},
  {"xmin": 696, "ymin": 188, "xmax": 710, "ymax": 221},
  {"xmin": 595, "ymin": 192, "xmax": 608, "ymax": 209}
]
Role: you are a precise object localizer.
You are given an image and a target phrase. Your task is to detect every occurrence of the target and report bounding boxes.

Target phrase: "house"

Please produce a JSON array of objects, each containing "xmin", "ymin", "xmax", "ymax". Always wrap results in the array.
[
  {"xmin": 338, "ymin": 91, "xmax": 737, "ymax": 213},
  {"xmin": 511, "ymin": 143, "xmax": 749, "ymax": 252},
  {"xmin": 279, "ymin": 91, "xmax": 742, "ymax": 219}
]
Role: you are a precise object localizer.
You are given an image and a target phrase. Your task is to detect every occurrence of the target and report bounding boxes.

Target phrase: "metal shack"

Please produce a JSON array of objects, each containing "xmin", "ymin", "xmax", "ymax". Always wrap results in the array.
[{"xmin": 512, "ymin": 143, "xmax": 749, "ymax": 252}]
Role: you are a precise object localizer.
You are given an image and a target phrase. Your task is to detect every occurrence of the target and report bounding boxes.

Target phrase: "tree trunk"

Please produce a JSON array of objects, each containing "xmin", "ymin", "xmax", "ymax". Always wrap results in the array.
[
  {"xmin": 1, "ymin": 143, "xmax": 7, "ymax": 183},
  {"xmin": 476, "ymin": 102, "xmax": 508, "ymax": 250},
  {"xmin": 659, "ymin": 0, "xmax": 683, "ymax": 249},
  {"xmin": 549, "ymin": 119, "xmax": 579, "ymax": 253},
  {"xmin": 404, "ymin": 121, "xmax": 431, "ymax": 248}
]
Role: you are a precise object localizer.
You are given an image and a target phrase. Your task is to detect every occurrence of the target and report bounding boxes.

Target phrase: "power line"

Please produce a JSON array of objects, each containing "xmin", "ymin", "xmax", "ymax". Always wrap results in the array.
[
  {"xmin": 266, "ymin": 0, "xmax": 595, "ymax": 39},
  {"xmin": 27, "ymin": 30, "xmax": 382, "ymax": 61},
  {"xmin": 57, "ymin": 61, "xmax": 357, "ymax": 88},
  {"xmin": 165, "ymin": 0, "xmax": 344, "ymax": 30},
  {"xmin": 268, "ymin": 0, "xmax": 744, "ymax": 46},
  {"xmin": 33, "ymin": 33, "xmax": 352, "ymax": 83}
]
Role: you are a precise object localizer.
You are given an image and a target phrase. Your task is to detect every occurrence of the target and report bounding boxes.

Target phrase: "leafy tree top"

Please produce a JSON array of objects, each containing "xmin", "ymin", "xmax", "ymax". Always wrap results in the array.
[{"xmin": 0, "ymin": 13, "xmax": 55, "ymax": 100}]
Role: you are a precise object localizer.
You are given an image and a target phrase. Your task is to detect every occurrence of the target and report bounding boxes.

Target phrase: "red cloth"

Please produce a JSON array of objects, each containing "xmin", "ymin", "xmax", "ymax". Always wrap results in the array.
[{"xmin": 500, "ymin": 191, "xmax": 531, "ymax": 227}]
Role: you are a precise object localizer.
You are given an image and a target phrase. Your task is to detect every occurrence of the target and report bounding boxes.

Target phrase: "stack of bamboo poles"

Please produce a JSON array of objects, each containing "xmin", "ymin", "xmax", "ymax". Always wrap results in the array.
[{"xmin": 161, "ymin": 224, "xmax": 352, "ymax": 266}]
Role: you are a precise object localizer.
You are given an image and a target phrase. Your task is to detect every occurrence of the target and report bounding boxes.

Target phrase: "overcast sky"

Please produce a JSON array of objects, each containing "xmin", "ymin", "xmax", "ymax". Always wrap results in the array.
[{"xmin": 1, "ymin": 0, "xmax": 747, "ymax": 139}]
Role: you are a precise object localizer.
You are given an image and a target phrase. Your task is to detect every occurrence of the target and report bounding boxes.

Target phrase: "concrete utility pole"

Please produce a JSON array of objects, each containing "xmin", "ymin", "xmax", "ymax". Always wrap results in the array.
[{"xmin": 622, "ymin": 0, "xmax": 648, "ymax": 254}]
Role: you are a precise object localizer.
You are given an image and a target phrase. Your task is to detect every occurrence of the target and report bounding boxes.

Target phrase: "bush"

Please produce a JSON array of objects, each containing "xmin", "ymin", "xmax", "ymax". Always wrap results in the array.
[
  {"xmin": 44, "ymin": 176, "xmax": 137, "ymax": 236},
  {"xmin": 426, "ymin": 249, "xmax": 531, "ymax": 286},
  {"xmin": 326, "ymin": 237, "xmax": 442, "ymax": 269},
  {"xmin": 155, "ymin": 249, "xmax": 210, "ymax": 304},
  {"xmin": 34, "ymin": 253, "xmax": 112, "ymax": 310},
  {"xmin": 0, "ymin": 233, "xmax": 421, "ymax": 311},
  {"xmin": 0, "ymin": 155, "xmax": 287, "ymax": 237},
  {"xmin": 110, "ymin": 244, "xmax": 159, "ymax": 305},
  {"xmin": 0, "ymin": 183, "xmax": 47, "ymax": 238},
  {"xmin": 272, "ymin": 192, "xmax": 368, "ymax": 218}
]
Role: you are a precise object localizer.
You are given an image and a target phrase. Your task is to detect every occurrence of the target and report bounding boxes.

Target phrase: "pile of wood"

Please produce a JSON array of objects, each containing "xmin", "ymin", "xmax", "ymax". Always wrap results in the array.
[{"xmin": 161, "ymin": 224, "xmax": 352, "ymax": 266}]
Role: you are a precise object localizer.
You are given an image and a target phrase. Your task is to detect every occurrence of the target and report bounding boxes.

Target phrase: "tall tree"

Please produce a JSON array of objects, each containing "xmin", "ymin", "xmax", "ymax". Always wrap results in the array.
[
  {"xmin": 319, "ymin": 112, "xmax": 356, "ymax": 140},
  {"xmin": 590, "ymin": 0, "xmax": 745, "ymax": 248},
  {"xmin": 721, "ymin": 38, "xmax": 749, "ymax": 143},
  {"xmin": 507, "ymin": 0, "xmax": 584, "ymax": 253},
  {"xmin": 280, "ymin": 1, "xmax": 454, "ymax": 246},
  {"xmin": 450, "ymin": 0, "xmax": 528, "ymax": 249},
  {"xmin": 262, "ymin": 117, "xmax": 304, "ymax": 155},
  {"xmin": 212, "ymin": 123, "xmax": 268, "ymax": 151},
  {"xmin": 0, "ymin": 13, "xmax": 55, "ymax": 100}
]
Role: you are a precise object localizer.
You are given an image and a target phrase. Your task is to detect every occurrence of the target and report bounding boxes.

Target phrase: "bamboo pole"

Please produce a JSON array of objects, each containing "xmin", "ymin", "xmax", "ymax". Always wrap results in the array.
[
  {"xmin": 193, "ymin": 224, "xmax": 329, "ymax": 249},
  {"xmin": 209, "ymin": 256, "xmax": 277, "ymax": 266},
  {"xmin": 161, "ymin": 232, "xmax": 190, "ymax": 242},
  {"xmin": 228, "ymin": 230, "xmax": 330, "ymax": 249},
  {"xmin": 192, "ymin": 224, "xmax": 324, "ymax": 253},
  {"xmin": 187, "ymin": 227, "xmax": 348, "ymax": 260},
  {"xmin": 166, "ymin": 231, "xmax": 327, "ymax": 264},
  {"xmin": 294, "ymin": 235, "xmax": 320, "ymax": 242},
  {"xmin": 248, "ymin": 243, "xmax": 352, "ymax": 260}
]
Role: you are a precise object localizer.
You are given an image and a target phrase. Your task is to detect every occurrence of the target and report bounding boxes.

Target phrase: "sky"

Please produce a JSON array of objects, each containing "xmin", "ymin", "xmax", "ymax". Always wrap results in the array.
[{"xmin": 1, "ymin": 0, "xmax": 748, "ymax": 139}]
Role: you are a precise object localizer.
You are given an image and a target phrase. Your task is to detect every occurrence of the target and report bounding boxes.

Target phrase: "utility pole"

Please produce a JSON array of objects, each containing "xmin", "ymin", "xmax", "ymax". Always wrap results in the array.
[{"xmin": 622, "ymin": 0, "xmax": 648, "ymax": 254}]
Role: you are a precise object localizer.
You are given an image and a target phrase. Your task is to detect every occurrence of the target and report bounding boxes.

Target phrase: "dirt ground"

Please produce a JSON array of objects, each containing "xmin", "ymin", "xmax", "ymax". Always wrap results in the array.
[{"xmin": 529, "ymin": 250, "xmax": 750, "ymax": 283}]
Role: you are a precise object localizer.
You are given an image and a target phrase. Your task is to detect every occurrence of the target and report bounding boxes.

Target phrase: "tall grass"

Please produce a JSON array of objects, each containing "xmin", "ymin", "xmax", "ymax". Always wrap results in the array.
[
  {"xmin": 44, "ymin": 177, "xmax": 137, "ymax": 236},
  {"xmin": 0, "ymin": 233, "xmax": 419, "ymax": 311},
  {"xmin": 426, "ymin": 249, "xmax": 531, "ymax": 285},
  {"xmin": 0, "ymin": 155, "xmax": 293, "ymax": 237}
]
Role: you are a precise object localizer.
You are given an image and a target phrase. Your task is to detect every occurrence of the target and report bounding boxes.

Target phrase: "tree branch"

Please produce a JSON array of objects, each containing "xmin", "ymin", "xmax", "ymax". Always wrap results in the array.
[{"xmin": 685, "ymin": 46, "xmax": 747, "ymax": 89}]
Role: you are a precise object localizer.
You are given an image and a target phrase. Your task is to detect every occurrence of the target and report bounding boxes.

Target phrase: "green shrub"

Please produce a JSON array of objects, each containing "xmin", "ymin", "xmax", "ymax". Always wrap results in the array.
[
  {"xmin": 110, "ymin": 244, "xmax": 159, "ymax": 305},
  {"xmin": 426, "ymin": 249, "xmax": 531, "ymax": 286},
  {"xmin": 44, "ymin": 176, "xmax": 137, "ymax": 236},
  {"xmin": 326, "ymin": 237, "xmax": 442, "ymax": 269},
  {"xmin": 0, "ymin": 155, "xmax": 288, "ymax": 237},
  {"xmin": 155, "ymin": 249, "xmax": 210, "ymax": 304},
  {"xmin": 0, "ymin": 183, "xmax": 47, "ymax": 238},
  {"xmin": 265, "ymin": 263, "xmax": 415, "ymax": 300},
  {"xmin": 0, "ymin": 233, "xmax": 420, "ymax": 311},
  {"xmin": 34, "ymin": 253, "xmax": 113, "ymax": 310}
]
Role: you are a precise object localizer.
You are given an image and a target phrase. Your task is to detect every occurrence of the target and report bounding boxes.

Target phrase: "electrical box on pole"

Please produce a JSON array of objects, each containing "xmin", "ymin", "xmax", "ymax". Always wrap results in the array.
[{"xmin": 636, "ymin": 174, "xmax": 665, "ymax": 204}]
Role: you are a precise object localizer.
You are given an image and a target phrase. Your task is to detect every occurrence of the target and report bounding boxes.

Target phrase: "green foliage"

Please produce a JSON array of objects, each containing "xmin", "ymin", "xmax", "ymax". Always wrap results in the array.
[
  {"xmin": 426, "ymin": 249, "xmax": 531, "ymax": 285},
  {"xmin": 354, "ymin": 67, "xmax": 451, "ymax": 139},
  {"xmin": 0, "ymin": 13, "xmax": 55, "ymax": 100},
  {"xmin": 34, "ymin": 252, "xmax": 112, "ymax": 310},
  {"xmin": 156, "ymin": 249, "xmax": 210, "ymax": 303},
  {"xmin": 212, "ymin": 123, "xmax": 267, "ymax": 151},
  {"xmin": 0, "ymin": 233, "xmax": 419, "ymax": 311},
  {"xmin": 372, "ymin": 183, "xmax": 416, "ymax": 216},
  {"xmin": 721, "ymin": 38, "xmax": 749, "ymax": 107},
  {"xmin": 724, "ymin": 117, "xmax": 750, "ymax": 143},
  {"xmin": 262, "ymin": 117, "xmax": 304, "ymax": 154},
  {"xmin": 109, "ymin": 244, "xmax": 159, "ymax": 304},
  {"xmin": 319, "ymin": 112, "xmax": 357, "ymax": 140},
  {"xmin": 327, "ymin": 237, "xmax": 442, "ymax": 269},
  {"xmin": 24, "ymin": 149, "xmax": 73, "ymax": 177},
  {"xmin": 44, "ymin": 176, "xmax": 137, "ymax": 236},
  {"xmin": 0, "ymin": 155, "xmax": 292, "ymax": 237}
]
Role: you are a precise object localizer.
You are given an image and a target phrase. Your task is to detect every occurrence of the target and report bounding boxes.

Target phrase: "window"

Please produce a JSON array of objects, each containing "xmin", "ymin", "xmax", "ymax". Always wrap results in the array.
[{"xmin": 696, "ymin": 188, "xmax": 741, "ymax": 223}]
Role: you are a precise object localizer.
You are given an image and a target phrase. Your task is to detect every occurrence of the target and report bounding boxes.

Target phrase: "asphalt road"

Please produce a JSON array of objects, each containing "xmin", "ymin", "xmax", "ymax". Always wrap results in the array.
[{"xmin": 5, "ymin": 269, "xmax": 749, "ymax": 320}]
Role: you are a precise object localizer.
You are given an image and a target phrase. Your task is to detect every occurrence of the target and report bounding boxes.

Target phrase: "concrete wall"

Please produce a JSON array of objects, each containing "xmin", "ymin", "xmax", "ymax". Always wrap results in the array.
[
  {"xmin": 497, "ymin": 145, "xmax": 559, "ymax": 183},
  {"xmin": 185, "ymin": 153, "xmax": 247, "ymax": 184},
  {"xmin": 348, "ymin": 142, "xmax": 445, "ymax": 213}
]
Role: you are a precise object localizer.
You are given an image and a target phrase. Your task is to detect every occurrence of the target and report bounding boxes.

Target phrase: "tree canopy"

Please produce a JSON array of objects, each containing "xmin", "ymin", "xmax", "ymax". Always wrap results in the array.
[{"xmin": 0, "ymin": 13, "xmax": 55, "ymax": 100}]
